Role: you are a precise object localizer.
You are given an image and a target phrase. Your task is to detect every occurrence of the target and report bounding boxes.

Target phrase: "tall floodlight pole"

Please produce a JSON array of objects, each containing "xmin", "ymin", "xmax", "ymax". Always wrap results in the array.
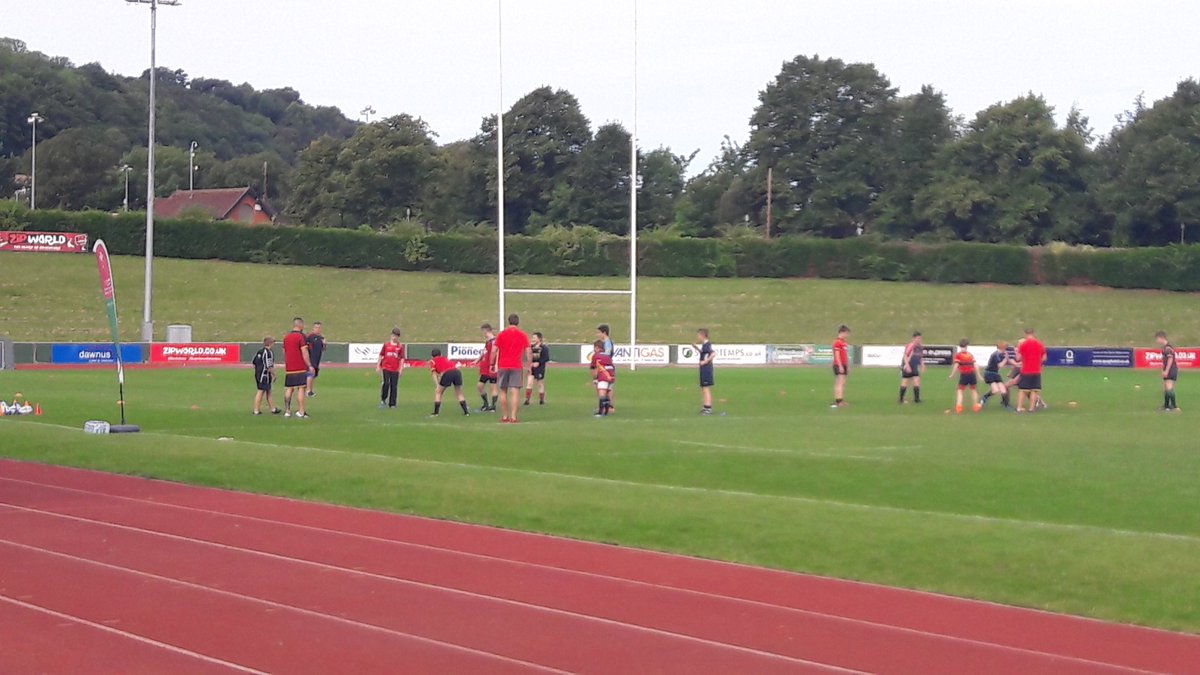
[
  {"xmin": 360, "ymin": 106, "xmax": 376, "ymax": 124},
  {"xmin": 121, "ymin": 164, "xmax": 132, "ymax": 211},
  {"xmin": 628, "ymin": 0, "xmax": 639, "ymax": 372},
  {"xmin": 127, "ymin": 0, "xmax": 179, "ymax": 342},
  {"xmin": 27, "ymin": 113, "xmax": 43, "ymax": 210},
  {"xmin": 188, "ymin": 141, "xmax": 198, "ymax": 191},
  {"xmin": 497, "ymin": 0, "xmax": 506, "ymax": 326}
]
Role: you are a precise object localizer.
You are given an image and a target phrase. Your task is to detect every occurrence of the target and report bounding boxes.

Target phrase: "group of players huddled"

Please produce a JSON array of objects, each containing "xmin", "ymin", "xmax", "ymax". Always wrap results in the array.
[{"xmin": 252, "ymin": 317, "xmax": 1182, "ymax": 419}]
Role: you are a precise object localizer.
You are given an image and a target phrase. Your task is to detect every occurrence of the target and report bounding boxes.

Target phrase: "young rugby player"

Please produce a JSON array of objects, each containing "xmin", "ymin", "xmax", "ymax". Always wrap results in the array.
[
  {"xmin": 1156, "ymin": 331, "xmax": 1180, "ymax": 412},
  {"xmin": 981, "ymin": 341, "xmax": 1012, "ymax": 409},
  {"xmin": 899, "ymin": 331, "xmax": 923, "ymax": 404},
  {"xmin": 476, "ymin": 323, "xmax": 499, "ymax": 412},
  {"xmin": 590, "ymin": 339, "xmax": 616, "ymax": 417},
  {"xmin": 947, "ymin": 339, "xmax": 983, "ymax": 413},
  {"xmin": 695, "ymin": 328, "xmax": 716, "ymax": 415},
  {"xmin": 305, "ymin": 321, "xmax": 325, "ymax": 397},
  {"xmin": 525, "ymin": 332, "xmax": 550, "ymax": 406},
  {"xmin": 831, "ymin": 325, "xmax": 850, "ymax": 408},
  {"xmin": 377, "ymin": 328, "xmax": 405, "ymax": 409},
  {"xmin": 1015, "ymin": 328, "xmax": 1047, "ymax": 413},
  {"xmin": 251, "ymin": 336, "xmax": 281, "ymax": 415},
  {"xmin": 596, "ymin": 324, "xmax": 615, "ymax": 411},
  {"xmin": 429, "ymin": 348, "xmax": 470, "ymax": 417}
]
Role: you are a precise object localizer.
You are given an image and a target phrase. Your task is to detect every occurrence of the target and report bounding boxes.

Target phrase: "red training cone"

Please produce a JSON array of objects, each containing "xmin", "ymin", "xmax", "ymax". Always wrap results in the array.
[{"xmin": 34, "ymin": 403, "xmax": 42, "ymax": 416}]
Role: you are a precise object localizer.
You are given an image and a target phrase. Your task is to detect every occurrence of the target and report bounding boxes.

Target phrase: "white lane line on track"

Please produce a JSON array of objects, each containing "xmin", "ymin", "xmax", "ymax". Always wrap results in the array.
[
  {"xmin": 0, "ymin": 593, "xmax": 268, "ymax": 675},
  {"xmin": 0, "ymin": 536, "xmax": 576, "ymax": 675},
  {"xmin": 0, "ymin": 493, "xmax": 1163, "ymax": 674},
  {"xmin": 0, "ymin": 527, "xmax": 859, "ymax": 674}
]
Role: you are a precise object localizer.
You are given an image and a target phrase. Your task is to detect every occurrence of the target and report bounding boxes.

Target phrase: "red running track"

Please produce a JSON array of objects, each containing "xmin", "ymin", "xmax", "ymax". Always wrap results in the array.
[{"xmin": 0, "ymin": 459, "xmax": 1197, "ymax": 674}]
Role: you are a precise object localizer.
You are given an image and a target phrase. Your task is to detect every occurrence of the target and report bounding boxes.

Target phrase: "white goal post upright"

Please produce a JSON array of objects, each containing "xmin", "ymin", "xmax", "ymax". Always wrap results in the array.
[{"xmin": 496, "ymin": 0, "xmax": 640, "ymax": 370}]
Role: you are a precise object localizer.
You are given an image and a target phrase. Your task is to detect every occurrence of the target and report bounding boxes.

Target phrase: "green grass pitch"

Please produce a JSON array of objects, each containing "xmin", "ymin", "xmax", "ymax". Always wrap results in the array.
[{"xmin": 2, "ymin": 364, "xmax": 1198, "ymax": 632}]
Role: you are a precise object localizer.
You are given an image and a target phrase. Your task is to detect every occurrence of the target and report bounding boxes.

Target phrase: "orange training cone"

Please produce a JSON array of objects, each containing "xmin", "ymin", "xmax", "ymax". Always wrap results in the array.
[{"xmin": 34, "ymin": 403, "xmax": 42, "ymax": 416}]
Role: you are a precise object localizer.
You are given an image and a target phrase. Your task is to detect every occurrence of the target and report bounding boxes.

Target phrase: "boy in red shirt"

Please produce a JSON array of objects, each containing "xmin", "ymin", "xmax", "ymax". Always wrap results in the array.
[
  {"xmin": 429, "ymin": 348, "xmax": 470, "ymax": 417},
  {"xmin": 590, "ymin": 339, "xmax": 616, "ymax": 416},
  {"xmin": 377, "ymin": 327, "xmax": 405, "ymax": 409},
  {"xmin": 1015, "ymin": 328, "xmax": 1046, "ymax": 413},
  {"xmin": 831, "ymin": 325, "xmax": 850, "ymax": 408},
  {"xmin": 491, "ymin": 314, "xmax": 531, "ymax": 423},
  {"xmin": 476, "ymin": 323, "xmax": 499, "ymax": 412},
  {"xmin": 947, "ymin": 339, "xmax": 983, "ymax": 414}
]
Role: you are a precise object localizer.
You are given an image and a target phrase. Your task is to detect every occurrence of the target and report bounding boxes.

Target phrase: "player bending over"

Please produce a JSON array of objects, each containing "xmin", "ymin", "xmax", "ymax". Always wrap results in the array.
[
  {"xmin": 525, "ymin": 332, "xmax": 550, "ymax": 406},
  {"xmin": 590, "ymin": 339, "xmax": 615, "ymax": 417},
  {"xmin": 1156, "ymin": 331, "xmax": 1181, "ymax": 412},
  {"xmin": 476, "ymin": 323, "xmax": 499, "ymax": 412},
  {"xmin": 831, "ymin": 325, "xmax": 850, "ymax": 408},
  {"xmin": 948, "ymin": 339, "xmax": 983, "ymax": 414},
  {"xmin": 980, "ymin": 341, "xmax": 1013, "ymax": 409},
  {"xmin": 899, "ymin": 331, "xmax": 923, "ymax": 404},
  {"xmin": 429, "ymin": 349, "xmax": 471, "ymax": 417}
]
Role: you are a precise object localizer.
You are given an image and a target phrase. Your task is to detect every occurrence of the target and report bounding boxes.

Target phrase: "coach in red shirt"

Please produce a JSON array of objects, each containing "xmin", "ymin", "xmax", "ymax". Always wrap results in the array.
[
  {"xmin": 282, "ymin": 317, "xmax": 313, "ymax": 418},
  {"xmin": 1016, "ymin": 328, "xmax": 1046, "ymax": 413},
  {"xmin": 492, "ymin": 313, "xmax": 532, "ymax": 423}
]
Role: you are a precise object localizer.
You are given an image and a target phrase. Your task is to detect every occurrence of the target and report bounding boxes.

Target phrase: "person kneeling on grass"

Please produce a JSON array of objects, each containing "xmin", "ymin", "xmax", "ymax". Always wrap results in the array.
[
  {"xmin": 948, "ymin": 339, "xmax": 983, "ymax": 414},
  {"xmin": 429, "ymin": 349, "xmax": 470, "ymax": 417},
  {"xmin": 590, "ymin": 339, "xmax": 615, "ymax": 417}
]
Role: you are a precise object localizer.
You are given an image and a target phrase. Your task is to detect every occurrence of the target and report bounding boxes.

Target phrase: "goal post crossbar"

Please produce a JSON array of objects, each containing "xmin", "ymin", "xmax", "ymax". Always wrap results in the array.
[{"xmin": 504, "ymin": 289, "xmax": 632, "ymax": 296}]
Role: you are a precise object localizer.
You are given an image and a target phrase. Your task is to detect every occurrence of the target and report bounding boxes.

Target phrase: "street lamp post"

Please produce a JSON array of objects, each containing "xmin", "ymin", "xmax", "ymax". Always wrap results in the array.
[
  {"xmin": 126, "ymin": 0, "xmax": 179, "ymax": 342},
  {"xmin": 27, "ymin": 112, "xmax": 44, "ymax": 210},
  {"xmin": 120, "ymin": 164, "xmax": 132, "ymax": 211},
  {"xmin": 361, "ymin": 105, "xmax": 376, "ymax": 123},
  {"xmin": 189, "ymin": 140, "xmax": 198, "ymax": 191}
]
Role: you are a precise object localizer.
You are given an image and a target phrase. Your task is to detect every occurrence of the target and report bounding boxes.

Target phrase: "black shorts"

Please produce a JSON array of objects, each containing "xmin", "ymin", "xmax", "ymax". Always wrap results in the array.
[
  {"xmin": 530, "ymin": 367, "xmax": 546, "ymax": 381},
  {"xmin": 832, "ymin": 364, "xmax": 848, "ymax": 376},
  {"xmin": 699, "ymin": 366, "xmax": 715, "ymax": 388},
  {"xmin": 958, "ymin": 372, "xmax": 978, "ymax": 388},
  {"xmin": 983, "ymin": 371, "xmax": 1003, "ymax": 385},
  {"xmin": 479, "ymin": 374, "xmax": 497, "ymax": 384},
  {"xmin": 1165, "ymin": 368, "xmax": 1179, "ymax": 382},
  {"xmin": 901, "ymin": 366, "xmax": 919, "ymax": 379},
  {"xmin": 1018, "ymin": 373, "xmax": 1042, "ymax": 390},
  {"xmin": 439, "ymin": 370, "xmax": 464, "ymax": 388},
  {"xmin": 255, "ymin": 378, "xmax": 272, "ymax": 393},
  {"xmin": 310, "ymin": 365, "xmax": 320, "ymax": 378},
  {"xmin": 284, "ymin": 372, "xmax": 307, "ymax": 388}
]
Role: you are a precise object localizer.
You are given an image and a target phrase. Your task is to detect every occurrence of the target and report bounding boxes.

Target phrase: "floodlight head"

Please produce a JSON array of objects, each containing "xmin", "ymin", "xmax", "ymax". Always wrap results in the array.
[
  {"xmin": 27, "ymin": 112, "xmax": 43, "ymax": 124},
  {"xmin": 126, "ymin": 0, "xmax": 182, "ymax": 5}
]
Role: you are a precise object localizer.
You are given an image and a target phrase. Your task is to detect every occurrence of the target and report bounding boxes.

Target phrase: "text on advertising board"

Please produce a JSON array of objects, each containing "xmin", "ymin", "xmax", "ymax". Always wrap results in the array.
[
  {"xmin": 150, "ymin": 343, "xmax": 240, "ymax": 364},
  {"xmin": 1135, "ymin": 348, "xmax": 1200, "ymax": 369},
  {"xmin": 0, "ymin": 231, "xmax": 89, "ymax": 253},
  {"xmin": 51, "ymin": 344, "xmax": 144, "ymax": 365},
  {"xmin": 676, "ymin": 344, "xmax": 767, "ymax": 365},
  {"xmin": 577, "ymin": 344, "xmax": 670, "ymax": 365}
]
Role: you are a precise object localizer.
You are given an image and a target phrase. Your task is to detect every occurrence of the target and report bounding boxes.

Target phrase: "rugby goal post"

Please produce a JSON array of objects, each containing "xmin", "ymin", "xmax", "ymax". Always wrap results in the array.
[{"xmin": 495, "ymin": 0, "xmax": 641, "ymax": 369}]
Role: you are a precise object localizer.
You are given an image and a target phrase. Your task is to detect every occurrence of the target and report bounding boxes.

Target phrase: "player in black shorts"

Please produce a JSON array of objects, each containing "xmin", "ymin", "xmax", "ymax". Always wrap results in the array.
[
  {"xmin": 899, "ymin": 331, "xmax": 923, "ymax": 404},
  {"xmin": 1156, "ymin": 331, "xmax": 1180, "ymax": 412},
  {"xmin": 251, "ymin": 337, "xmax": 282, "ymax": 415},
  {"xmin": 981, "ymin": 340, "xmax": 1012, "ymax": 409},
  {"xmin": 429, "ymin": 349, "xmax": 470, "ymax": 417},
  {"xmin": 525, "ymin": 332, "xmax": 550, "ymax": 406},
  {"xmin": 305, "ymin": 322, "xmax": 325, "ymax": 397}
]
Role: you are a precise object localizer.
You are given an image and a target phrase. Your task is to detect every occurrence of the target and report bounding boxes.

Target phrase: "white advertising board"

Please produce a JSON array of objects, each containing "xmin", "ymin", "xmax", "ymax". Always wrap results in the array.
[
  {"xmin": 676, "ymin": 344, "xmax": 768, "ymax": 365},
  {"xmin": 348, "ymin": 342, "xmax": 381, "ymax": 365},
  {"xmin": 578, "ymin": 344, "xmax": 670, "ymax": 365}
]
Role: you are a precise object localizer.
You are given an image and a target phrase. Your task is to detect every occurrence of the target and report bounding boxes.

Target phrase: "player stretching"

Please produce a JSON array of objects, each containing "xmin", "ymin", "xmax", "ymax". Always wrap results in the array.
[
  {"xmin": 981, "ymin": 341, "xmax": 1012, "ymax": 409},
  {"xmin": 695, "ymin": 328, "xmax": 716, "ymax": 415},
  {"xmin": 428, "ymin": 348, "xmax": 470, "ymax": 417},
  {"xmin": 831, "ymin": 325, "xmax": 850, "ymax": 408},
  {"xmin": 1156, "ymin": 331, "xmax": 1180, "ymax": 412},
  {"xmin": 899, "ymin": 331, "xmax": 923, "ymax": 404},
  {"xmin": 590, "ymin": 339, "xmax": 615, "ymax": 416},
  {"xmin": 525, "ymin": 332, "xmax": 550, "ymax": 406},
  {"xmin": 948, "ymin": 339, "xmax": 983, "ymax": 413},
  {"xmin": 476, "ymin": 323, "xmax": 498, "ymax": 412}
]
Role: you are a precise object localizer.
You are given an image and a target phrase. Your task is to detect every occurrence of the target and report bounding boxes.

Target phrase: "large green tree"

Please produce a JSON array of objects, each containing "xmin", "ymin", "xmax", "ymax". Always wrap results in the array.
[
  {"xmin": 547, "ymin": 122, "xmax": 631, "ymax": 233},
  {"xmin": 872, "ymin": 85, "xmax": 957, "ymax": 237},
  {"xmin": 915, "ymin": 95, "xmax": 1093, "ymax": 244},
  {"xmin": 747, "ymin": 55, "xmax": 898, "ymax": 237},
  {"xmin": 1098, "ymin": 80, "xmax": 1200, "ymax": 246}
]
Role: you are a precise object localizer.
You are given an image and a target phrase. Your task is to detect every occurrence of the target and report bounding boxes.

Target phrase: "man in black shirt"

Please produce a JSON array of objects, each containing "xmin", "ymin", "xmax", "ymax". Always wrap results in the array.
[
  {"xmin": 525, "ymin": 332, "xmax": 551, "ymax": 406},
  {"xmin": 306, "ymin": 321, "xmax": 326, "ymax": 397},
  {"xmin": 252, "ymin": 337, "xmax": 282, "ymax": 416},
  {"xmin": 1156, "ymin": 331, "xmax": 1180, "ymax": 412}
]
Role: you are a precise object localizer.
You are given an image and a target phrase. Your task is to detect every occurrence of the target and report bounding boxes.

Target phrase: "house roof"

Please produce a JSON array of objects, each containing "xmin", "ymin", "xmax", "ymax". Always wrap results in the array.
[{"xmin": 154, "ymin": 187, "xmax": 275, "ymax": 221}]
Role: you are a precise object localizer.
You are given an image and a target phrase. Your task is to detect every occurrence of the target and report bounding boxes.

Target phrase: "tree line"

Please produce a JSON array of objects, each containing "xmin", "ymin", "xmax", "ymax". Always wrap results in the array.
[{"xmin": 4, "ymin": 37, "xmax": 1200, "ymax": 246}]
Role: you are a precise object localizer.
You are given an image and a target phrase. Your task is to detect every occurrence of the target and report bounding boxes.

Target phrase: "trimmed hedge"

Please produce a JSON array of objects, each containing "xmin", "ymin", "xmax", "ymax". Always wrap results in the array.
[{"xmin": 2, "ymin": 206, "xmax": 1199, "ymax": 290}]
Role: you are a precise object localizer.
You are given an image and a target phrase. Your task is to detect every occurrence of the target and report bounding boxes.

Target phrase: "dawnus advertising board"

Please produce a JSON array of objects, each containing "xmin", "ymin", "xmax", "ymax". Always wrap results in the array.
[
  {"xmin": 676, "ymin": 344, "xmax": 767, "ymax": 365},
  {"xmin": 52, "ymin": 344, "xmax": 143, "ymax": 365}
]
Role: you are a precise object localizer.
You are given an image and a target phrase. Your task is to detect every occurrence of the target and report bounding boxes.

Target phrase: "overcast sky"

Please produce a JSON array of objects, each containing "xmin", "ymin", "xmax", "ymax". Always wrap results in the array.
[{"xmin": 7, "ymin": 1, "xmax": 1200, "ymax": 173}]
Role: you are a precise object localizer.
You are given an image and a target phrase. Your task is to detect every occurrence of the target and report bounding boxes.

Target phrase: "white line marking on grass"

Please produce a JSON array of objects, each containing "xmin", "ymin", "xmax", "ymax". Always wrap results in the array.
[
  {"xmin": 0, "ymin": 526, "xmax": 858, "ymax": 674},
  {"xmin": 0, "ymin": 593, "xmax": 269, "ymax": 674},
  {"xmin": 7, "ymin": 423, "xmax": 1200, "ymax": 544}
]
